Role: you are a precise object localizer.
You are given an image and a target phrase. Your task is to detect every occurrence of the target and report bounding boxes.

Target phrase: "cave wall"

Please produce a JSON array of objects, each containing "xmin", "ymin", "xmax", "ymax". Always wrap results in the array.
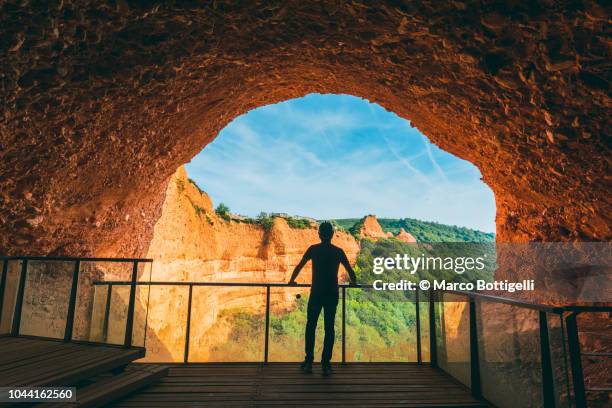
[{"xmin": 1, "ymin": 1, "xmax": 610, "ymax": 256}]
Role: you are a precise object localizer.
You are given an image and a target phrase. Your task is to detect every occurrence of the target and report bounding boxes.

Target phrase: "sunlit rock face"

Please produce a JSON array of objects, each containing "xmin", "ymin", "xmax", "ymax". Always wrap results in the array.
[
  {"xmin": 140, "ymin": 166, "xmax": 359, "ymax": 361},
  {"xmin": 0, "ymin": 1, "xmax": 610, "ymax": 256},
  {"xmin": 358, "ymin": 215, "xmax": 393, "ymax": 240},
  {"xmin": 146, "ymin": 167, "xmax": 360, "ymax": 283},
  {"xmin": 356, "ymin": 216, "xmax": 418, "ymax": 243},
  {"xmin": 396, "ymin": 228, "xmax": 417, "ymax": 243}
]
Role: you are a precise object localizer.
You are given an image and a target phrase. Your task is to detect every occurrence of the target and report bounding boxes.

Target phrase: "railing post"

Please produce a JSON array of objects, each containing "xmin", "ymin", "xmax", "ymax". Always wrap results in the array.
[
  {"xmin": 184, "ymin": 284, "xmax": 193, "ymax": 364},
  {"xmin": 0, "ymin": 258, "xmax": 8, "ymax": 324},
  {"xmin": 428, "ymin": 287, "xmax": 437, "ymax": 368},
  {"xmin": 342, "ymin": 286, "xmax": 346, "ymax": 364},
  {"xmin": 264, "ymin": 285, "xmax": 270, "ymax": 364},
  {"xmin": 102, "ymin": 284, "xmax": 113, "ymax": 342},
  {"xmin": 64, "ymin": 260, "xmax": 80, "ymax": 342},
  {"xmin": 11, "ymin": 259, "xmax": 28, "ymax": 336},
  {"xmin": 415, "ymin": 289, "xmax": 422, "ymax": 364},
  {"xmin": 123, "ymin": 261, "xmax": 138, "ymax": 348},
  {"xmin": 566, "ymin": 312, "xmax": 586, "ymax": 408},
  {"xmin": 539, "ymin": 311, "xmax": 555, "ymax": 408},
  {"xmin": 469, "ymin": 300, "xmax": 482, "ymax": 398}
]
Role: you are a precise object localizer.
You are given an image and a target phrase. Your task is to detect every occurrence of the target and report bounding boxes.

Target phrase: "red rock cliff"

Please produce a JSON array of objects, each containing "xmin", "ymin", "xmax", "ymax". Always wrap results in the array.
[
  {"xmin": 146, "ymin": 167, "xmax": 359, "ymax": 282},
  {"xmin": 357, "ymin": 215, "xmax": 393, "ymax": 240},
  {"xmin": 140, "ymin": 167, "xmax": 359, "ymax": 361}
]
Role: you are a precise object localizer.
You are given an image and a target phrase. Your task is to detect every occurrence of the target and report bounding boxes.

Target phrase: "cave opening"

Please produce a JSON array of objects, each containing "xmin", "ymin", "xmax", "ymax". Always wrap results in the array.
[
  {"xmin": 144, "ymin": 91, "xmax": 500, "ymax": 282},
  {"xmin": 183, "ymin": 93, "xmax": 496, "ymax": 234},
  {"xmin": 135, "ymin": 93, "xmax": 500, "ymax": 363}
]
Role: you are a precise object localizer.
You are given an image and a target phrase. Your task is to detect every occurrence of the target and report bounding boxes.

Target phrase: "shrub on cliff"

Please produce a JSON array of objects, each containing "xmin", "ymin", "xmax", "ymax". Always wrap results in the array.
[
  {"xmin": 347, "ymin": 218, "xmax": 366, "ymax": 239},
  {"xmin": 215, "ymin": 203, "xmax": 231, "ymax": 221},
  {"xmin": 330, "ymin": 219, "xmax": 346, "ymax": 233},
  {"xmin": 188, "ymin": 178, "xmax": 205, "ymax": 195},
  {"xmin": 257, "ymin": 212, "xmax": 274, "ymax": 231},
  {"xmin": 285, "ymin": 217, "xmax": 312, "ymax": 229}
]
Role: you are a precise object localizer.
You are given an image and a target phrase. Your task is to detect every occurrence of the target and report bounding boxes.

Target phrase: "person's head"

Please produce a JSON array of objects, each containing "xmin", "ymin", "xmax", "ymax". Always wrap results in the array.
[{"xmin": 318, "ymin": 221, "xmax": 334, "ymax": 242}]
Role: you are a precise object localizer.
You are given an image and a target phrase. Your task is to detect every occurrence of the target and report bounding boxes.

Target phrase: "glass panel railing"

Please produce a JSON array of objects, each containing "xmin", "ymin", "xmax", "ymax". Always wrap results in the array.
[
  {"xmin": 131, "ymin": 262, "xmax": 152, "ymax": 348},
  {"xmin": 477, "ymin": 300, "xmax": 543, "ymax": 408},
  {"xmin": 435, "ymin": 292, "xmax": 471, "ymax": 388},
  {"xmin": 73, "ymin": 260, "xmax": 134, "ymax": 344},
  {"xmin": 105, "ymin": 284, "xmax": 130, "ymax": 345},
  {"xmin": 140, "ymin": 285, "xmax": 189, "ymax": 362},
  {"xmin": 417, "ymin": 289, "xmax": 430, "ymax": 362},
  {"xmin": 268, "ymin": 286, "xmax": 340, "ymax": 362},
  {"xmin": 88, "ymin": 283, "xmax": 110, "ymax": 342},
  {"xmin": 0, "ymin": 259, "xmax": 23, "ymax": 334},
  {"xmin": 346, "ymin": 287, "xmax": 417, "ymax": 362},
  {"xmin": 187, "ymin": 286, "xmax": 266, "ymax": 362},
  {"xmin": 18, "ymin": 259, "xmax": 74, "ymax": 339},
  {"xmin": 548, "ymin": 313, "xmax": 570, "ymax": 408}
]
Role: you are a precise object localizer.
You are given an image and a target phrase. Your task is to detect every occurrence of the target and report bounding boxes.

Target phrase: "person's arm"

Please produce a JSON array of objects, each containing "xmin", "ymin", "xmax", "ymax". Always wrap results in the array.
[
  {"xmin": 289, "ymin": 247, "xmax": 312, "ymax": 284},
  {"xmin": 339, "ymin": 249, "xmax": 357, "ymax": 286}
]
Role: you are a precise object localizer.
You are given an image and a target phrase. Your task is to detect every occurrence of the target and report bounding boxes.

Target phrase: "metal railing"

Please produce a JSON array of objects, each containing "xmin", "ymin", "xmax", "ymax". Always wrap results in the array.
[
  {"xmin": 1, "ymin": 256, "xmax": 610, "ymax": 408},
  {"xmin": 90, "ymin": 281, "xmax": 388, "ymax": 364},
  {"xmin": 90, "ymin": 280, "xmax": 610, "ymax": 408},
  {"xmin": 442, "ymin": 289, "xmax": 611, "ymax": 408},
  {"xmin": 0, "ymin": 256, "xmax": 153, "ymax": 348}
]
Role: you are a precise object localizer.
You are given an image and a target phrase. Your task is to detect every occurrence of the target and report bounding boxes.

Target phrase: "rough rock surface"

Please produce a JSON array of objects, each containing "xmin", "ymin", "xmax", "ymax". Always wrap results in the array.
[
  {"xmin": 396, "ymin": 228, "xmax": 417, "ymax": 243},
  {"xmin": 358, "ymin": 215, "xmax": 393, "ymax": 240},
  {"xmin": 0, "ymin": 1, "xmax": 610, "ymax": 257}
]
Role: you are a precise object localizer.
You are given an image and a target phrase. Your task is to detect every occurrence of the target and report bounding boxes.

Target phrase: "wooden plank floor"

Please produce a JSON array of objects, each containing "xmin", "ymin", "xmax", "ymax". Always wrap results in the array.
[
  {"xmin": 112, "ymin": 363, "xmax": 488, "ymax": 407},
  {"xmin": 0, "ymin": 336, "xmax": 145, "ymax": 387}
]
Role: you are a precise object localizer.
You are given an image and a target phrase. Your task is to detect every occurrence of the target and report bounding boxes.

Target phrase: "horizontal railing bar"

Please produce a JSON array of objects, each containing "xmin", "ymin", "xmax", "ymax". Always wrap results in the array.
[
  {"xmin": 444, "ymin": 289, "xmax": 565, "ymax": 314},
  {"xmin": 1, "ymin": 256, "xmax": 153, "ymax": 263},
  {"xmin": 582, "ymin": 352, "xmax": 612, "ymax": 357},
  {"xmin": 444, "ymin": 290, "xmax": 611, "ymax": 314},
  {"xmin": 90, "ymin": 281, "xmax": 608, "ymax": 314},
  {"xmin": 92, "ymin": 281, "xmax": 372, "ymax": 288},
  {"xmin": 562, "ymin": 305, "xmax": 612, "ymax": 313},
  {"xmin": 455, "ymin": 293, "xmax": 611, "ymax": 313}
]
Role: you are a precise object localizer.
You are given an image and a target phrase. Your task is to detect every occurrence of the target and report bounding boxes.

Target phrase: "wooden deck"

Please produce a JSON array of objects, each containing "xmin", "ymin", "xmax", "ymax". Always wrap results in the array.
[
  {"xmin": 112, "ymin": 363, "xmax": 488, "ymax": 408},
  {"xmin": 0, "ymin": 336, "xmax": 145, "ymax": 387}
]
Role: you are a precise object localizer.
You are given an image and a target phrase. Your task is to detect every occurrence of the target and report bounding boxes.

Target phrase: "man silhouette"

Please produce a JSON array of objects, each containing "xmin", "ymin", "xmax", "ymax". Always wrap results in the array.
[{"xmin": 289, "ymin": 221, "xmax": 357, "ymax": 376}]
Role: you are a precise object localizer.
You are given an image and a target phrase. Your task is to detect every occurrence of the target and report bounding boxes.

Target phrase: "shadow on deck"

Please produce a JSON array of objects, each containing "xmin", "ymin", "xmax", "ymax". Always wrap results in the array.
[
  {"xmin": 111, "ymin": 363, "xmax": 487, "ymax": 408},
  {"xmin": 0, "ymin": 337, "xmax": 166, "ymax": 407},
  {"xmin": 0, "ymin": 337, "xmax": 145, "ymax": 387}
]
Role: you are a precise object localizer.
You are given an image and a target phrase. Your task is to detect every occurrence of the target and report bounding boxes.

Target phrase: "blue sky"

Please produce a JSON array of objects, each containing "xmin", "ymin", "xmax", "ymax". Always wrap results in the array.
[{"xmin": 185, "ymin": 94, "xmax": 496, "ymax": 233}]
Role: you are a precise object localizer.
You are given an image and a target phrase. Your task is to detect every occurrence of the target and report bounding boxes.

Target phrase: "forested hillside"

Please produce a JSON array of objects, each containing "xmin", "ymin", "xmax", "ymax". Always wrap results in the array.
[{"xmin": 333, "ymin": 217, "xmax": 494, "ymax": 242}]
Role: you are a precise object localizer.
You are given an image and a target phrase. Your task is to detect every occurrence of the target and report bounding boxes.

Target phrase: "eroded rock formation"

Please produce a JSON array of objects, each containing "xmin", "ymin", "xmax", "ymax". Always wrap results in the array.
[
  {"xmin": 356, "ymin": 215, "xmax": 417, "ymax": 243},
  {"xmin": 396, "ymin": 228, "xmax": 417, "ymax": 243},
  {"xmin": 0, "ymin": 1, "xmax": 610, "ymax": 258},
  {"xmin": 357, "ymin": 215, "xmax": 394, "ymax": 240},
  {"xmin": 147, "ymin": 167, "xmax": 359, "ymax": 282},
  {"xmin": 141, "ymin": 167, "xmax": 359, "ymax": 361}
]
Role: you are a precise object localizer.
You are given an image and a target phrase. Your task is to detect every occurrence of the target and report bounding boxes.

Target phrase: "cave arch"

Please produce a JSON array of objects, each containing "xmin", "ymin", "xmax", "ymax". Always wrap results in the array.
[
  {"xmin": 0, "ymin": 1, "xmax": 609, "ymax": 256},
  {"xmin": 185, "ymin": 92, "xmax": 497, "ymax": 233}
]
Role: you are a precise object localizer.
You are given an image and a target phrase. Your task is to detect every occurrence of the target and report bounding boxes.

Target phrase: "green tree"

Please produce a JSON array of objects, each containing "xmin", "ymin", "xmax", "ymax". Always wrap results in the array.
[
  {"xmin": 257, "ymin": 212, "xmax": 274, "ymax": 231},
  {"xmin": 215, "ymin": 203, "xmax": 231, "ymax": 221}
]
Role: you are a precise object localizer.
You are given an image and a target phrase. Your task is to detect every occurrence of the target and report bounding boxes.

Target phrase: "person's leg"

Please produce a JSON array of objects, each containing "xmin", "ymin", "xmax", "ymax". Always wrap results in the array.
[
  {"xmin": 321, "ymin": 298, "xmax": 338, "ymax": 365},
  {"xmin": 304, "ymin": 297, "xmax": 323, "ymax": 364}
]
